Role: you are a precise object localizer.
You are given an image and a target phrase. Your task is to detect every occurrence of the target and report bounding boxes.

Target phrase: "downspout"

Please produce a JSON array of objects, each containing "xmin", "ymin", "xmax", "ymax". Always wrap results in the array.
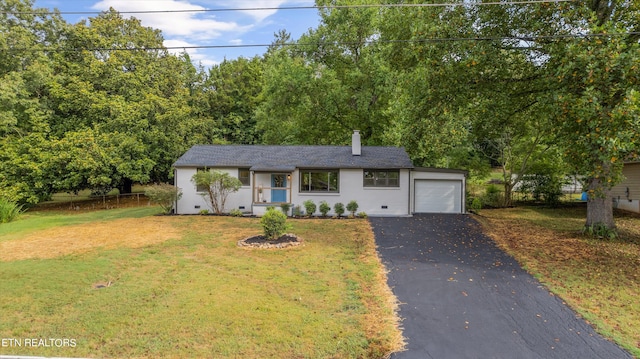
[
  {"xmin": 462, "ymin": 173, "xmax": 467, "ymax": 214},
  {"xmin": 408, "ymin": 168, "xmax": 412, "ymax": 216},
  {"xmin": 173, "ymin": 168, "xmax": 178, "ymax": 214},
  {"xmin": 251, "ymin": 171, "xmax": 256, "ymax": 214}
]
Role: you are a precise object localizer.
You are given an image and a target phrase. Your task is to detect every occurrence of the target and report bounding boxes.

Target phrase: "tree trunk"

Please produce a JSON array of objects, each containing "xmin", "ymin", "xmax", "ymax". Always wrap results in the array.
[
  {"xmin": 503, "ymin": 181, "xmax": 513, "ymax": 207},
  {"xmin": 585, "ymin": 177, "xmax": 615, "ymax": 229}
]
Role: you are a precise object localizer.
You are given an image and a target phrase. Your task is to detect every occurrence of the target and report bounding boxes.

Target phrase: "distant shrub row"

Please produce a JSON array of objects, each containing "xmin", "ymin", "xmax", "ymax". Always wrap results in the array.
[{"xmin": 282, "ymin": 200, "xmax": 365, "ymax": 218}]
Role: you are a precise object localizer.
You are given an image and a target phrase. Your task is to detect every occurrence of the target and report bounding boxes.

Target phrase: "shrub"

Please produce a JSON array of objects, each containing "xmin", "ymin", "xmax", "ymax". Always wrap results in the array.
[
  {"xmin": 292, "ymin": 205, "xmax": 303, "ymax": 217},
  {"xmin": 144, "ymin": 183, "xmax": 183, "ymax": 214},
  {"xmin": 582, "ymin": 223, "xmax": 617, "ymax": 240},
  {"xmin": 303, "ymin": 200, "xmax": 317, "ymax": 217},
  {"xmin": 0, "ymin": 198, "xmax": 23, "ymax": 223},
  {"xmin": 333, "ymin": 202, "xmax": 345, "ymax": 218},
  {"xmin": 199, "ymin": 209, "xmax": 210, "ymax": 215},
  {"xmin": 346, "ymin": 200, "xmax": 359, "ymax": 217},
  {"xmin": 519, "ymin": 174, "xmax": 566, "ymax": 207},
  {"xmin": 470, "ymin": 197, "xmax": 482, "ymax": 214},
  {"xmin": 482, "ymin": 184, "xmax": 504, "ymax": 208},
  {"xmin": 357, "ymin": 211, "xmax": 368, "ymax": 219},
  {"xmin": 319, "ymin": 201, "xmax": 331, "ymax": 217},
  {"xmin": 260, "ymin": 207, "xmax": 291, "ymax": 240},
  {"xmin": 280, "ymin": 203, "xmax": 291, "ymax": 216},
  {"xmin": 229, "ymin": 209, "xmax": 244, "ymax": 217}
]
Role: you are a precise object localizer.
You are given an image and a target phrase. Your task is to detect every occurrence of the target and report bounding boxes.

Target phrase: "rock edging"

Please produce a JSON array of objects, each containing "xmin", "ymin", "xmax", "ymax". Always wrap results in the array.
[{"xmin": 237, "ymin": 234, "xmax": 302, "ymax": 249}]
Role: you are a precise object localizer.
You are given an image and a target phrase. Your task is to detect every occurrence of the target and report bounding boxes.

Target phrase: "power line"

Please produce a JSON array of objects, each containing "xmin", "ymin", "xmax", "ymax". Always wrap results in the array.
[
  {"xmin": 3, "ymin": 0, "xmax": 577, "ymax": 16},
  {"xmin": 9, "ymin": 31, "xmax": 637, "ymax": 53}
]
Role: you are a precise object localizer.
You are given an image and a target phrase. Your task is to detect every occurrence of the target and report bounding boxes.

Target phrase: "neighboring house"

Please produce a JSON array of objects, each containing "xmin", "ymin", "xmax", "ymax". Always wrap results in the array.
[
  {"xmin": 612, "ymin": 161, "xmax": 640, "ymax": 214},
  {"xmin": 173, "ymin": 131, "xmax": 467, "ymax": 216}
]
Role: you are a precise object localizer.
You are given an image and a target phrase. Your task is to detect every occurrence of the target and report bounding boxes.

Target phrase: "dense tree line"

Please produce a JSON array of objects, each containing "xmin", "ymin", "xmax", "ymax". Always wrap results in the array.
[{"xmin": 1, "ymin": 0, "xmax": 638, "ymax": 230}]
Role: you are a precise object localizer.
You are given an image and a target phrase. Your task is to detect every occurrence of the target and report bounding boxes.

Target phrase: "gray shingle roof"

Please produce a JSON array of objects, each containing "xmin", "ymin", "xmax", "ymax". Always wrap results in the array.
[{"xmin": 173, "ymin": 145, "xmax": 414, "ymax": 170}]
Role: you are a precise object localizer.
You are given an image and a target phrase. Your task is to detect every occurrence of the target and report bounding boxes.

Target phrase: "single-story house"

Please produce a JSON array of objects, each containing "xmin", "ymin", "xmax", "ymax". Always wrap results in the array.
[
  {"xmin": 173, "ymin": 131, "xmax": 467, "ymax": 216},
  {"xmin": 612, "ymin": 161, "xmax": 640, "ymax": 214}
]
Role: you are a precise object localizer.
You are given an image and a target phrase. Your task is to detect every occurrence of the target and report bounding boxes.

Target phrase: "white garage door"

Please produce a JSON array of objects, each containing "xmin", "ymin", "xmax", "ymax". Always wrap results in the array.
[{"xmin": 414, "ymin": 180, "xmax": 462, "ymax": 213}]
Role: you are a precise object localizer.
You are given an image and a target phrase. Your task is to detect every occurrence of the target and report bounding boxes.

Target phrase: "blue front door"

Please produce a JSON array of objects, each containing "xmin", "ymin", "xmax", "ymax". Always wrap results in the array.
[{"xmin": 271, "ymin": 174, "xmax": 287, "ymax": 202}]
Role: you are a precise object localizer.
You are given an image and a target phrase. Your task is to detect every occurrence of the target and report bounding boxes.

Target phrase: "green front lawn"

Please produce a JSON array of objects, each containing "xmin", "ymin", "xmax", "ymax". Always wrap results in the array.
[{"xmin": 0, "ymin": 208, "xmax": 403, "ymax": 358}]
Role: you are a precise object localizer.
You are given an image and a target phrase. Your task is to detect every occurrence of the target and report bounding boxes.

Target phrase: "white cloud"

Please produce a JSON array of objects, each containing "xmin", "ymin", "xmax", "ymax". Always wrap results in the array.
[
  {"xmin": 91, "ymin": 0, "xmax": 250, "ymax": 39},
  {"xmin": 90, "ymin": 0, "xmax": 315, "ymax": 67}
]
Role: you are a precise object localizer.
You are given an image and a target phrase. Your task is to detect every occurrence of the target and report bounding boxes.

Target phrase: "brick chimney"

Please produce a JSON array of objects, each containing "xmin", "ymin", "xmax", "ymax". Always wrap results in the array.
[{"xmin": 352, "ymin": 130, "xmax": 361, "ymax": 156}]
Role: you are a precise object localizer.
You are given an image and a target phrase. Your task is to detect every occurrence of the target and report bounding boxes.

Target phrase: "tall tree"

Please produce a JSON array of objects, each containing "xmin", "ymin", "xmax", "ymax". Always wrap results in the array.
[
  {"xmin": 0, "ymin": 0, "xmax": 64, "ymax": 203},
  {"xmin": 257, "ymin": 0, "xmax": 390, "ymax": 145},
  {"xmin": 377, "ymin": 2, "xmax": 477, "ymax": 166},
  {"xmin": 548, "ymin": 1, "xmax": 640, "ymax": 229},
  {"xmin": 48, "ymin": 9, "xmax": 205, "ymax": 193},
  {"xmin": 379, "ymin": 0, "xmax": 639, "ymax": 228},
  {"xmin": 205, "ymin": 57, "xmax": 264, "ymax": 144}
]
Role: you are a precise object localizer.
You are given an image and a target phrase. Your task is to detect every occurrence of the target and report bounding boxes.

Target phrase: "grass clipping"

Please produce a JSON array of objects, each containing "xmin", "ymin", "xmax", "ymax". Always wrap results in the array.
[{"xmin": 0, "ymin": 217, "xmax": 180, "ymax": 261}]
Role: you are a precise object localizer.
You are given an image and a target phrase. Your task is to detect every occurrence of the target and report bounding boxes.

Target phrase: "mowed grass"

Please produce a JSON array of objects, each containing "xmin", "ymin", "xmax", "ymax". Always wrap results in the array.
[
  {"xmin": 0, "ymin": 208, "xmax": 403, "ymax": 358},
  {"xmin": 478, "ymin": 205, "xmax": 640, "ymax": 357}
]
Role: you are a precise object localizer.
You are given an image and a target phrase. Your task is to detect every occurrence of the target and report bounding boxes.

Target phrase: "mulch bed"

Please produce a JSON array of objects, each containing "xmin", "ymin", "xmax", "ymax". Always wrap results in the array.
[{"xmin": 237, "ymin": 234, "xmax": 302, "ymax": 249}]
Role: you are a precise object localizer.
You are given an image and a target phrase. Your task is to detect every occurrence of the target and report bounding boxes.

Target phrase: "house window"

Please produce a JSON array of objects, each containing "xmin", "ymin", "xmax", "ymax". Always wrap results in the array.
[
  {"xmin": 238, "ymin": 168, "xmax": 250, "ymax": 186},
  {"xmin": 364, "ymin": 170, "xmax": 400, "ymax": 187},
  {"xmin": 300, "ymin": 170, "xmax": 339, "ymax": 192},
  {"xmin": 196, "ymin": 168, "xmax": 208, "ymax": 192}
]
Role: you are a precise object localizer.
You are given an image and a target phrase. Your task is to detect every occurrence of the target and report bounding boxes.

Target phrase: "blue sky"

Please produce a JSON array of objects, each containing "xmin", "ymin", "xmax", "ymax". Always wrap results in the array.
[{"xmin": 33, "ymin": 0, "xmax": 320, "ymax": 67}]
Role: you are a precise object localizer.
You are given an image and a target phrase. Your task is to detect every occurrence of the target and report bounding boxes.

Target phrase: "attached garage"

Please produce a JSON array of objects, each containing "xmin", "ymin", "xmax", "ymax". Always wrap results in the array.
[{"xmin": 411, "ymin": 168, "xmax": 467, "ymax": 214}]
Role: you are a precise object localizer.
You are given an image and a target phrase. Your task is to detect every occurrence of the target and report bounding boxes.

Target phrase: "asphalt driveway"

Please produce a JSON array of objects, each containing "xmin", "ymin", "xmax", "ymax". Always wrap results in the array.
[{"xmin": 370, "ymin": 214, "xmax": 632, "ymax": 359}]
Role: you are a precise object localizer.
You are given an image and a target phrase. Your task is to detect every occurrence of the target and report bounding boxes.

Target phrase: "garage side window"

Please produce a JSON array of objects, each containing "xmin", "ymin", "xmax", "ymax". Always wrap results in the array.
[
  {"xmin": 238, "ymin": 168, "xmax": 250, "ymax": 186},
  {"xmin": 364, "ymin": 170, "xmax": 400, "ymax": 187},
  {"xmin": 196, "ymin": 168, "xmax": 209, "ymax": 192}
]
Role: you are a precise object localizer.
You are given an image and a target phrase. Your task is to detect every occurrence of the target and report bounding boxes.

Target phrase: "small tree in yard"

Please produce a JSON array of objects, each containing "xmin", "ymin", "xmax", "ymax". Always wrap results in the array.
[
  {"xmin": 261, "ymin": 207, "xmax": 291, "ymax": 240},
  {"xmin": 191, "ymin": 169, "xmax": 242, "ymax": 214},
  {"xmin": 333, "ymin": 202, "xmax": 345, "ymax": 218},
  {"xmin": 144, "ymin": 184, "xmax": 182, "ymax": 214},
  {"xmin": 346, "ymin": 200, "xmax": 359, "ymax": 217}
]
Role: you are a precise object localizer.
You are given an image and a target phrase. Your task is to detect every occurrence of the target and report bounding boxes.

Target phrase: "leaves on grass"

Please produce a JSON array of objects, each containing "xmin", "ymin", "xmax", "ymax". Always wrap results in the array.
[{"xmin": 477, "ymin": 207, "xmax": 640, "ymax": 355}]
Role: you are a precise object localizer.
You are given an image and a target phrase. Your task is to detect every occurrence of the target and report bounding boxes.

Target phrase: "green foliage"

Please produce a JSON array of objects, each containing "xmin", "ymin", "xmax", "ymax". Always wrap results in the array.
[
  {"xmin": 582, "ymin": 223, "xmax": 618, "ymax": 240},
  {"xmin": 346, "ymin": 200, "xmax": 359, "ymax": 217},
  {"xmin": 470, "ymin": 197, "xmax": 482, "ymax": 214},
  {"xmin": 356, "ymin": 212, "xmax": 368, "ymax": 219},
  {"xmin": 303, "ymin": 199, "xmax": 317, "ymax": 217},
  {"xmin": 0, "ymin": 198, "xmax": 23, "ymax": 223},
  {"xmin": 279, "ymin": 202, "xmax": 291, "ymax": 216},
  {"xmin": 482, "ymin": 185, "xmax": 504, "ymax": 208},
  {"xmin": 205, "ymin": 57, "xmax": 264, "ymax": 144},
  {"xmin": 260, "ymin": 207, "xmax": 291, "ymax": 240},
  {"xmin": 333, "ymin": 202, "xmax": 345, "ymax": 218},
  {"xmin": 292, "ymin": 205, "xmax": 303, "ymax": 217},
  {"xmin": 256, "ymin": 5, "xmax": 390, "ymax": 146},
  {"xmin": 519, "ymin": 174, "xmax": 566, "ymax": 207},
  {"xmin": 198, "ymin": 209, "xmax": 210, "ymax": 215},
  {"xmin": 229, "ymin": 209, "xmax": 244, "ymax": 217},
  {"xmin": 319, "ymin": 201, "xmax": 331, "ymax": 217},
  {"xmin": 144, "ymin": 183, "xmax": 182, "ymax": 214},
  {"xmin": 191, "ymin": 169, "xmax": 242, "ymax": 214}
]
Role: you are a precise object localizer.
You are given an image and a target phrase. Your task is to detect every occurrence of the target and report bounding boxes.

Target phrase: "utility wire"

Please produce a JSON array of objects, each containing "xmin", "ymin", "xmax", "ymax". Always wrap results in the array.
[
  {"xmin": 3, "ymin": 0, "xmax": 577, "ymax": 16},
  {"xmin": 8, "ymin": 31, "xmax": 638, "ymax": 53}
]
